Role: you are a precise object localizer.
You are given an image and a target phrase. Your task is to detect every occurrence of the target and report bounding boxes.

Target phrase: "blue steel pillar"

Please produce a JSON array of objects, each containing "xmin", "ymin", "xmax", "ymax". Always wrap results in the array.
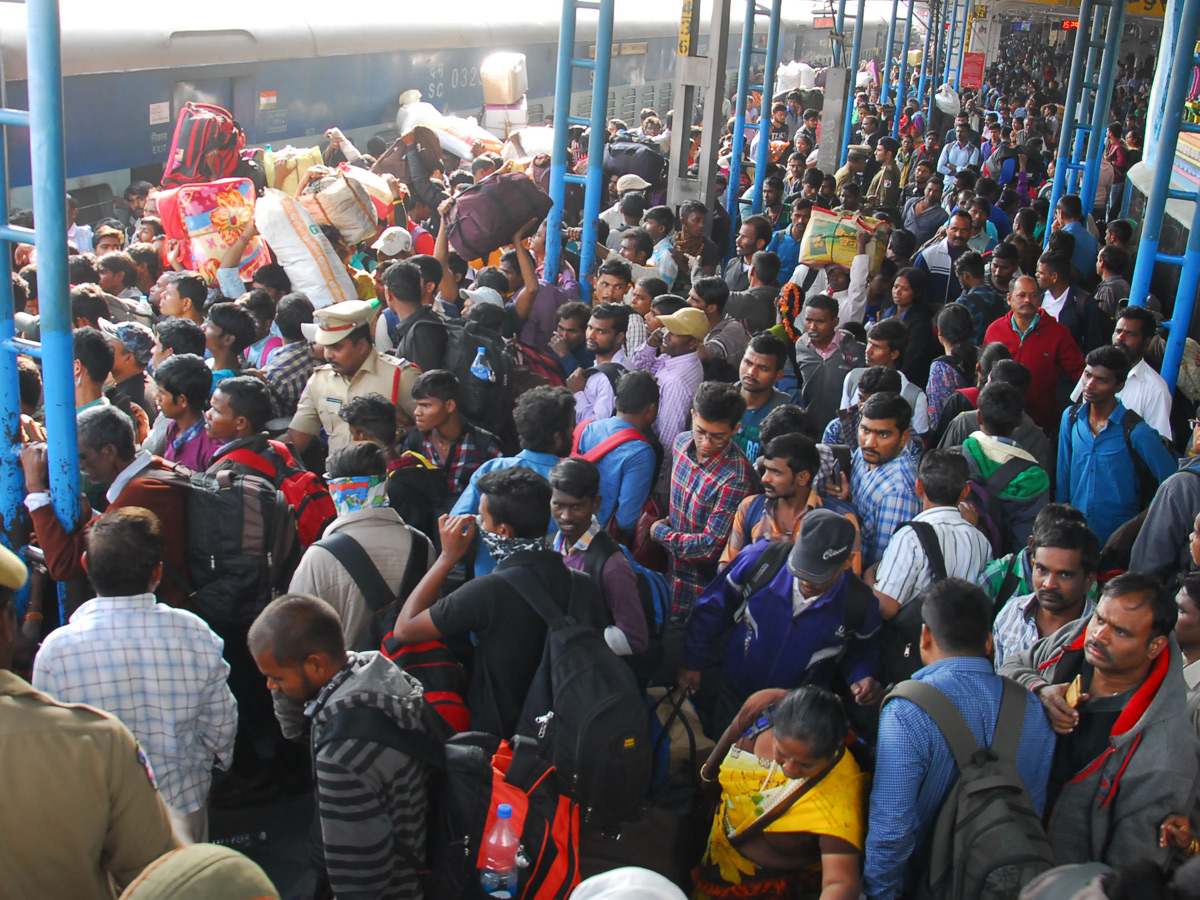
[
  {"xmin": 891, "ymin": 0, "xmax": 916, "ymax": 136},
  {"xmin": 940, "ymin": 0, "xmax": 959, "ymax": 86},
  {"xmin": 1077, "ymin": 1, "xmax": 1125, "ymax": 213},
  {"xmin": 0, "ymin": 0, "xmax": 77, "ymax": 616},
  {"xmin": 725, "ymin": 0, "xmax": 757, "ymax": 256},
  {"xmin": 880, "ymin": 0, "xmax": 900, "ymax": 104},
  {"xmin": 839, "ymin": 0, "xmax": 867, "ymax": 166},
  {"xmin": 916, "ymin": 1, "xmax": 937, "ymax": 118},
  {"xmin": 544, "ymin": 0, "xmax": 615, "ymax": 301},
  {"xmin": 750, "ymin": 0, "xmax": 783, "ymax": 215},
  {"xmin": 1128, "ymin": 0, "xmax": 1200, "ymax": 393}
]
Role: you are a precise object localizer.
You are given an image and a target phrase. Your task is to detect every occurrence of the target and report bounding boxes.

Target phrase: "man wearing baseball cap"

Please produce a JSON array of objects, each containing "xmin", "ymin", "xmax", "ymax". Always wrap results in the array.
[
  {"xmin": 599, "ymin": 173, "xmax": 652, "ymax": 231},
  {"xmin": 628, "ymin": 306, "xmax": 708, "ymax": 446},
  {"xmin": 371, "ymin": 226, "xmax": 413, "ymax": 262},
  {"xmin": 680, "ymin": 507, "xmax": 883, "ymax": 732},
  {"xmin": 288, "ymin": 299, "xmax": 420, "ymax": 456},
  {"xmin": 100, "ymin": 318, "xmax": 157, "ymax": 423}
]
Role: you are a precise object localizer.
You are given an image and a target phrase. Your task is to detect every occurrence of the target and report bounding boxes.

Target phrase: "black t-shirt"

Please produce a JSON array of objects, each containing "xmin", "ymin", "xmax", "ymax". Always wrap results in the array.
[
  {"xmin": 428, "ymin": 549, "xmax": 606, "ymax": 737},
  {"xmin": 1045, "ymin": 668, "xmax": 1129, "ymax": 814}
]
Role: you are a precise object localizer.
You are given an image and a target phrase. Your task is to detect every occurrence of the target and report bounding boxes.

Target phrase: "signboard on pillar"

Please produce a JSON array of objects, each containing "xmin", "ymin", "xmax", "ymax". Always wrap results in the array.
[{"xmin": 960, "ymin": 53, "xmax": 985, "ymax": 89}]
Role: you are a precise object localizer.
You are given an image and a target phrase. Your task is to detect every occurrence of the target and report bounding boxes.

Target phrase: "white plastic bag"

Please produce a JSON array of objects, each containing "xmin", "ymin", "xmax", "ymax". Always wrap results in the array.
[
  {"xmin": 297, "ymin": 166, "xmax": 379, "ymax": 245},
  {"xmin": 935, "ymin": 84, "xmax": 961, "ymax": 116},
  {"xmin": 255, "ymin": 188, "xmax": 357, "ymax": 309}
]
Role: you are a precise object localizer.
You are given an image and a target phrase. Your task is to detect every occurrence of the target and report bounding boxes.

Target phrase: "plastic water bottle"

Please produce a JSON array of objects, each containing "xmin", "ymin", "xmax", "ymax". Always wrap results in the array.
[
  {"xmin": 470, "ymin": 346, "xmax": 495, "ymax": 383},
  {"xmin": 479, "ymin": 803, "xmax": 519, "ymax": 898}
]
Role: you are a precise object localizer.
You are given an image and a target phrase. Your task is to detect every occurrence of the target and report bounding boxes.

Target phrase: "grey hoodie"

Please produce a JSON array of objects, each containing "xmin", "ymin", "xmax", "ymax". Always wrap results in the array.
[
  {"xmin": 1129, "ymin": 455, "xmax": 1200, "ymax": 580},
  {"xmin": 1000, "ymin": 621, "xmax": 1199, "ymax": 869},
  {"xmin": 309, "ymin": 651, "xmax": 429, "ymax": 900}
]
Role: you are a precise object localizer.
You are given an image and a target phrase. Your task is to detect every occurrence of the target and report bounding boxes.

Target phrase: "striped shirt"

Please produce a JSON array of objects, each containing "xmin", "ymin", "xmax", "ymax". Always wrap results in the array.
[
  {"xmin": 849, "ymin": 448, "xmax": 920, "ymax": 566},
  {"xmin": 630, "ymin": 343, "xmax": 705, "ymax": 448},
  {"xmin": 32, "ymin": 593, "xmax": 236, "ymax": 815},
  {"xmin": 874, "ymin": 506, "xmax": 993, "ymax": 606},
  {"xmin": 992, "ymin": 592, "xmax": 1097, "ymax": 670}
]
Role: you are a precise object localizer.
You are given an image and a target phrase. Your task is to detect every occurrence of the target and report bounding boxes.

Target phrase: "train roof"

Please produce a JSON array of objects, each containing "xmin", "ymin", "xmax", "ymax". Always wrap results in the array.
[{"xmin": 0, "ymin": 0, "xmax": 891, "ymax": 79}]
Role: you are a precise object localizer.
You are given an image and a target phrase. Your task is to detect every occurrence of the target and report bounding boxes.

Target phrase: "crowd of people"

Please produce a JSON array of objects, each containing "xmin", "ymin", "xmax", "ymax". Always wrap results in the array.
[{"xmin": 3, "ymin": 30, "xmax": 1200, "ymax": 900}]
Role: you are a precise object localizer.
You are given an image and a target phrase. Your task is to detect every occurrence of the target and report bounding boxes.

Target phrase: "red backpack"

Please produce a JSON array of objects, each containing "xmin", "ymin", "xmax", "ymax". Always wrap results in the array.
[
  {"xmin": 221, "ymin": 440, "xmax": 336, "ymax": 546},
  {"xmin": 162, "ymin": 102, "xmax": 245, "ymax": 188}
]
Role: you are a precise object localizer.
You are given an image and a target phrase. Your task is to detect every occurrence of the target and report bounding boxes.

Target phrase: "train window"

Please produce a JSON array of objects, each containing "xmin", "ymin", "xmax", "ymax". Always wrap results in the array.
[{"xmin": 69, "ymin": 184, "xmax": 115, "ymax": 227}]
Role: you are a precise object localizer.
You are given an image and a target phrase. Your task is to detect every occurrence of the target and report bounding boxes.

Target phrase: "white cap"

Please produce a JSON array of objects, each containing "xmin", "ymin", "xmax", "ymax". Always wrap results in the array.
[
  {"xmin": 570, "ymin": 868, "xmax": 688, "ymax": 900},
  {"xmin": 616, "ymin": 174, "xmax": 652, "ymax": 192},
  {"xmin": 372, "ymin": 226, "xmax": 413, "ymax": 257},
  {"xmin": 463, "ymin": 286, "xmax": 504, "ymax": 309}
]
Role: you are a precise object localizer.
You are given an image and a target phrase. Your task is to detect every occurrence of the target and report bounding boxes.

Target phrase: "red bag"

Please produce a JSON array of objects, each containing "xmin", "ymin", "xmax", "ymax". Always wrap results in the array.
[
  {"xmin": 443, "ymin": 172, "xmax": 553, "ymax": 260},
  {"xmin": 379, "ymin": 636, "xmax": 470, "ymax": 733},
  {"xmin": 505, "ymin": 338, "xmax": 566, "ymax": 389},
  {"xmin": 221, "ymin": 440, "xmax": 336, "ymax": 547},
  {"xmin": 162, "ymin": 102, "xmax": 245, "ymax": 188}
]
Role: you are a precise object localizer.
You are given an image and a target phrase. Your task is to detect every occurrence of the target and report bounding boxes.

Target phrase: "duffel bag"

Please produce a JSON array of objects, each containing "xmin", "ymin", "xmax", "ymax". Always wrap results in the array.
[
  {"xmin": 443, "ymin": 172, "xmax": 553, "ymax": 261},
  {"xmin": 601, "ymin": 138, "xmax": 667, "ymax": 188}
]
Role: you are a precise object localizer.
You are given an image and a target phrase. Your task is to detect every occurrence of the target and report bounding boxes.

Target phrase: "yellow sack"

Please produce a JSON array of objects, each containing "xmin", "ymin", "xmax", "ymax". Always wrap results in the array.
[
  {"xmin": 798, "ymin": 209, "xmax": 892, "ymax": 275},
  {"xmin": 263, "ymin": 145, "xmax": 323, "ymax": 196}
]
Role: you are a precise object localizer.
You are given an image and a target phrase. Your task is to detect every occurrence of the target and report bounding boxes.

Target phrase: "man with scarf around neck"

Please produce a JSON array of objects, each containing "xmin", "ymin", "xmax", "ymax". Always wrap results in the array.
[
  {"xmin": 1001, "ymin": 572, "xmax": 1200, "ymax": 869},
  {"xmin": 288, "ymin": 443, "xmax": 433, "ymax": 650},
  {"xmin": 390, "ymin": 467, "xmax": 607, "ymax": 738}
]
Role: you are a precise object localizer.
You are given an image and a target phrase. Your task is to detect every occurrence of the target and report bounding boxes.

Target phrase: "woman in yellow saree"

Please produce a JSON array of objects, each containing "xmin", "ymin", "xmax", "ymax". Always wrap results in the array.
[{"xmin": 693, "ymin": 686, "xmax": 865, "ymax": 900}]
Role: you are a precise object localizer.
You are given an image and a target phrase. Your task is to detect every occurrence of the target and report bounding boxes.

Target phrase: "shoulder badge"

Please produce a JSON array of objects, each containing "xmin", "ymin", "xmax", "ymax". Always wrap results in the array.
[{"xmin": 136, "ymin": 743, "xmax": 159, "ymax": 791}]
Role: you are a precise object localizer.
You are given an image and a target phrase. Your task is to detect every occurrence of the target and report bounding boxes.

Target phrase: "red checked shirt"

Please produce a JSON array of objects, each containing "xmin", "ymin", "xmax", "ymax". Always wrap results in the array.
[{"xmin": 651, "ymin": 432, "xmax": 755, "ymax": 615}]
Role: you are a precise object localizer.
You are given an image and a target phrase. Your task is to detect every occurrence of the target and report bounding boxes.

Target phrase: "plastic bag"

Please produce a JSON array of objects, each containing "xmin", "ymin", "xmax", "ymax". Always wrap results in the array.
[
  {"xmin": 297, "ymin": 165, "xmax": 379, "ymax": 245},
  {"xmin": 935, "ymin": 84, "xmax": 961, "ymax": 116},
  {"xmin": 799, "ymin": 209, "xmax": 892, "ymax": 275},
  {"xmin": 255, "ymin": 188, "xmax": 357, "ymax": 309},
  {"xmin": 156, "ymin": 178, "xmax": 267, "ymax": 285}
]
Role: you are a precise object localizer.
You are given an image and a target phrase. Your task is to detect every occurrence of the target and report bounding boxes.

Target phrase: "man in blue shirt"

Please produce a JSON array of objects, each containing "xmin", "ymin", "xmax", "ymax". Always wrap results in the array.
[
  {"xmin": 573, "ymin": 370, "xmax": 660, "ymax": 542},
  {"xmin": 1053, "ymin": 194, "xmax": 1099, "ymax": 277},
  {"xmin": 1057, "ymin": 346, "xmax": 1177, "ymax": 545},
  {"xmin": 765, "ymin": 200, "xmax": 812, "ymax": 280},
  {"xmin": 450, "ymin": 385, "xmax": 576, "ymax": 575},
  {"xmin": 864, "ymin": 578, "xmax": 1056, "ymax": 900}
]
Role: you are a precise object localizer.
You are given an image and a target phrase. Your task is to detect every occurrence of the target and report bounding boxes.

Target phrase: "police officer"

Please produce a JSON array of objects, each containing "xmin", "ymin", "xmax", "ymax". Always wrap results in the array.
[
  {"xmin": 867, "ymin": 137, "xmax": 903, "ymax": 210},
  {"xmin": 0, "ymin": 543, "xmax": 178, "ymax": 896},
  {"xmin": 288, "ymin": 299, "xmax": 420, "ymax": 455},
  {"xmin": 835, "ymin": 145, "xmax": 871, "ymax": 194}
]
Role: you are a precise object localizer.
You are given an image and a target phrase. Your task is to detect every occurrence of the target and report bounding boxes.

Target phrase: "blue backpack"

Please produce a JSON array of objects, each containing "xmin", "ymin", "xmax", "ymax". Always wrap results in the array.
[{"xmin": 582, "ymin": 530, "xmax": 670, "ymax": 642}]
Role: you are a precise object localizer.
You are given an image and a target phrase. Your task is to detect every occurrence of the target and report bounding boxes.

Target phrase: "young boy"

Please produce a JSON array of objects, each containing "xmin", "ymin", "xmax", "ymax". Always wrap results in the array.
[
  {"xmin": 203, "ymin": 301, "xmax": 257, "ymax": 389},
  {"xmin": 154, "ymin": 353, "xmax": 224, "ymax": 471}
]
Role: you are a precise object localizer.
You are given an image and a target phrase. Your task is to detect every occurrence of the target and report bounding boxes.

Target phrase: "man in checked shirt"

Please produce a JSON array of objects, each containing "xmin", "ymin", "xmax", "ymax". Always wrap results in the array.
[{"xmin": 650, "ymin": 381, "xmax": 755, "ymax": 680}]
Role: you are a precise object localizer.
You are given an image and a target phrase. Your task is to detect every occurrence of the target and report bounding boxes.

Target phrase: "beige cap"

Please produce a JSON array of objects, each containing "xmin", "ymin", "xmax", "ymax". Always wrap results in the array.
[
  {"xmin": 371, "ymin": 226, "xmax": 413, "ymax": 257},
  {"xmin": 309, "ymin": 300, "xmax": 379, "ymax": 345},
  {"xmin": 0, "ymin": 543, "xmax": 28, "ymax": 591},
  {"xmin": 658, "ymin": 307, "xmax": 709, "ymax": 340},
  {"xmin": 847, "ymin": 144, "xmax": 872, "ymax": 161},
  {"xmin": 616, "ymin": 174, "xmax": 652, "ymax": 192}
]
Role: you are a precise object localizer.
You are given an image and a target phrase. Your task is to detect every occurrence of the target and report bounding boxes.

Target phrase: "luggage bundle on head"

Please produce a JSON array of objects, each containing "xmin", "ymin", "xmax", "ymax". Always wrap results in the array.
[
  {"xmin": 443, "ymin": 172, "xmax": 554, "ymax": 261},
  {"xmin": 441, "ymin": 318, "xmax": 515, "ymax": 439},
  {"xmin": 799, "ymin": 209, "xmax": 892, "ymax": 274},
  {"xmin": 297, "ymin": 165, "xmax": 380, "ymax": 245},
  {"xmin": 884, "ymin": 679, "xmax": 1053, "ymax": 900},
  {"xmin": 155, "ymin": 178, "xmax": 267, "ymax": 286},
  {"xmin": 219, "ymin": 440, "xmax": 336, "ymax": 547},
  {"xmin": 500, "ymin": 569, "xmax": 653, "ymax": 830},
  {"xmin": 145, "ymin": 466, "xmax": 299, "ymax": 628},
  {"xmin": 254, "ymin": 188, "xmax": 358, "ymax": 309},
  {"xmin": 602, "ymin": 137, "xmax": 668, "ymax": 189},
  {"xmin": 162, "ymin": 102, "xmax": 246, "ymax": 189},
  {"xmin": 261, "ymin": 145, "xmax": 324, "ymax": 196}
]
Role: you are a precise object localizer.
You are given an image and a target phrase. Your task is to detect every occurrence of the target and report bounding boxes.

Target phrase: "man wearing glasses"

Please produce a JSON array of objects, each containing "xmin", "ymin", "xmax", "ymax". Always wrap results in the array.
[{"xmin": 650, "ymin": 381, "xmax": 756, "ymax": 679}]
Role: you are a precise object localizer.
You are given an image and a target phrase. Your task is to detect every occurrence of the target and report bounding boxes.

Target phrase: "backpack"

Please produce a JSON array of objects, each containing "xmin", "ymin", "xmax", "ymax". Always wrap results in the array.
[
  {"xmin": 990, "ymin": 552, "xmax": 1024, "ymax": 620},
  {"xmin": 1067, "ymin": 402, "xmax": 1161, "ymax": 509},
  {"xmin": 161, "ymin": 102, "xmax": 245, "ymax": 188},
  {"xmin": 570, "ymin": 419, "xmax": 648, "ymax": 463},
  {"xmin": 505, "ymin": 338, "xmax": 567, "ymax": 389},
  {"xmin": 601, "ymin": 137, "xmax": 668, "ymax": 188},
  {"xmin": 312, "ymin": 525, "xmax": 431, "ymax": 653},
  {"xmin": 441, "ymin": 318, "xmax": 515, "ymax": 439},
  {"xmin": 579, "ymin": 362, "xmax": 625, "ymax": 394},
  {"xmin": 581, "ymin": 529, "xmax": 670, "ymax": 643},
  {"xmin": 883, "ymin": 679, "xmax": 1054, "ymax": 899},
  {"xmin": 221, "ymin": 439, "xmax": 337, "ymax": 547},
  {"xmin": 145, "ymin": 466, "xmax": 298, "ymax": 627},
  {"xmin": 880, "ymin": 521, "xmax": 946, "ymax": 685},
  {"xmin": 314, "ymin": 710, "xmax": 581, "ymax": 900},
  {"xmin": 962, "ymin": 457, "xmax": 1038, "ymax": 558},
  {"xmin": 380, "ymin": 636, "xmax": 471, "ymax": 733},
  {"xmin": 499, "ymin": 568, "xmax": 653, "ymax": 829}
]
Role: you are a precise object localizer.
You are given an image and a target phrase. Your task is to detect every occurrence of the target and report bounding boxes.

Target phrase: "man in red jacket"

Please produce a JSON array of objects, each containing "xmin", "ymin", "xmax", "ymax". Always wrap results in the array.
[
  {"xmin": 984, "ymin": 275, "xmax": 1085, "ymax": 434},
  {"xmin": 21, "ymin": 405, "xmax": 189, "ymax": 609}
]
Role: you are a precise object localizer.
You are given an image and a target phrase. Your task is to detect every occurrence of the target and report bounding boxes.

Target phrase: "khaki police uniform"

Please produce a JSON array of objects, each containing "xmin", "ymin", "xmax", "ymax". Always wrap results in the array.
[
  {"xmin": 290, "ymin": 300, "xmax": 419, "ymax": 454},
  {"xmin": 835, "ymin": 146, "xmax": 872, "ymax": 194},
  {"xmin": 0, "ymin": 670, "xmax": 177, "ymax": 898},
  {"xmin": 868, "ymin": 159, "xmax": 903, "ymax": 209}
]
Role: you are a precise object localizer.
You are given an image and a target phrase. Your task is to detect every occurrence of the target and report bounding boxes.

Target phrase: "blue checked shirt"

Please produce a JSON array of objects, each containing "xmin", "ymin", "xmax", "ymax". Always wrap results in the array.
[
  {"xmin": 32, "ymin": 593, "xmax": 237, "ymax": 815},
  {"xmin": 849, "ymin": 447, "xmax": 920, "ymax": 567},
  {"xmin": 864, "ymin": 657, "xmax": 1056, "ymax": 900}
]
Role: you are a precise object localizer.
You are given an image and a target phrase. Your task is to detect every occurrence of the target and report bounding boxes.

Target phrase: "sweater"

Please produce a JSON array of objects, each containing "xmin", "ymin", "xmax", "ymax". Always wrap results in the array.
[
  {"xmin": 983, "ymin": 312, "xmax": 1085, "ymax": 433},
  {"xmin": 962, "ymin": 432, "xmax": 1049, "ymax": 553},
  {"xmin": 794, "ymin": 331, "xmax": 867, "ymax": 436},
  {"xmin": 1001, "ymin": 623, "xmax": 1199, "ymax": 869}
]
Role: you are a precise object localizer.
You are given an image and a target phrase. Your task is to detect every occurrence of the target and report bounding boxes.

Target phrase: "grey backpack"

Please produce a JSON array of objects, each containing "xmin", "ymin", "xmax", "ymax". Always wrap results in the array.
[{"xmin": 883, "ymin": 678, "xmax": 1054, "ymax": 900}]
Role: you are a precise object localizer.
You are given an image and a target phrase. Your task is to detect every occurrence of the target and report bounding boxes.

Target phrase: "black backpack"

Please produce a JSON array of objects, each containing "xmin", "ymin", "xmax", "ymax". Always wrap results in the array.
[
  {"xmin": 880, "ymin": 521, "xmax": 946, "ymax": 685},
  {"xmin": 441, "ymin": 318, "xmax": 515, "ymax": 439},
  {"xmin": 963, "ymin": 456, "xmax": 1038, "ymax": 557},
  {"xmin": 146, "ymin": 466, "xmax": 299, "ymax": 628},
  {"xmin": 883, "ymin": 678, "xmax": 1054, "ymax": 899},
  {"xmin": 313, "ymin": 526, "xmax": 431, "ymax": 652},
  {"xmin": 499, "ymin": 568, "xmax": 653, "ymax": 830}
]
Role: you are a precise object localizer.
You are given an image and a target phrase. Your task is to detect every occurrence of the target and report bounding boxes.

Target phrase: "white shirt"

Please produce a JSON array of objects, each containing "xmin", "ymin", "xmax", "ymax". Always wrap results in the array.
[
  {"xmin": 1042, "ymin": 288, "xmax": 1069, "ymax": 321},
  {"xmin": 874, "ymin": 506, "xmax": 993, "ymax": 606},
  {"xmin": 840, "ymin": 367, "xmax": 931, "ymax": 434},
  {"xmin": 787, "ymin": 253, "xmax": 869, "ymax": 324},
  {"xmin": 1070, "ymin": 357, "xmax": 1174, "ymax": 440},
  {"xmin": 32, "ymin": 593, "xmax": 237, "ymax": 814}
]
